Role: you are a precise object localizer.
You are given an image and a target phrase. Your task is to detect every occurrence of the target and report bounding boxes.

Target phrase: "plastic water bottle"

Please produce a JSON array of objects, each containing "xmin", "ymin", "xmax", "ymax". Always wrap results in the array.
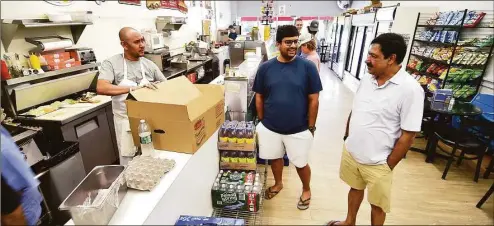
[
  {"xmin": 138, "ymin": 119, "xmax": 154, "ymax": 156},
  {"xmin": 448, "ymin": 98, "xmax": 455, "ymax": 111}
]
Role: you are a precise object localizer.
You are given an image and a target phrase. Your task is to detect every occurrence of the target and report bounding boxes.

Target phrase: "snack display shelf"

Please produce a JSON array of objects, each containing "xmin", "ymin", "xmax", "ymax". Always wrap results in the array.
[
  {"xmin": 406, "ymin": 67, "xmax": 442, "ymax": 79},
  {"xmin": 417, "ymin": 24, "xmax": 463, "ymax": 29}
]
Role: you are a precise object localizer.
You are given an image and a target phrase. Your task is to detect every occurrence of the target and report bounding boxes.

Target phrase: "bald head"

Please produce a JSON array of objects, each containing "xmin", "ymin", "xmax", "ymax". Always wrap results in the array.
[
  {"xmin": 119, "ymin": 27, "xmax": 139, "ymax": 42},
  {"xmin": 119, "ymin": 27, "xmax": 145, "ymax": 60}
]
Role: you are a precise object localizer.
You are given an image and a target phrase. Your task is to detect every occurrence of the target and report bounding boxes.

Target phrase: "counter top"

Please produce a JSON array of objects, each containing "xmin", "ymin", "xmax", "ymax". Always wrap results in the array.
[
  {"xmin": 65, "ymin": 130, "xmax": 220, "ymax": 225},
  {"xmin": 32, "ymin": 95, "xmax": 112, "ymax": 124},
  {"xmin": 163, "ymin": 57, "xmax": 212, "ymax": 80},
  {"xmin": 163, "ymin": 67, "xmax": 186, "ymax": 79}
]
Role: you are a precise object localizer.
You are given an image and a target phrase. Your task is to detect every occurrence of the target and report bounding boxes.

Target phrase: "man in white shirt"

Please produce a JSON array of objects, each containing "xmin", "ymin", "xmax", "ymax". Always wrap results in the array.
[{"xmin": 328, "ymin": 33, "xmax": 424, "ymax": 226}]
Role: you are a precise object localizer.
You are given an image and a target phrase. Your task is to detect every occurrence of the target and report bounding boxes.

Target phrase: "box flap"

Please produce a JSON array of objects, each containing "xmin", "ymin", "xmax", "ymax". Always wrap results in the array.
[
  {"xmin": 128, "ymin": 76, "xmax": 201, "ymax": 105},
  {"xmin": 187, "ymin": 84, "xmax": 225, "ymax": 120}
]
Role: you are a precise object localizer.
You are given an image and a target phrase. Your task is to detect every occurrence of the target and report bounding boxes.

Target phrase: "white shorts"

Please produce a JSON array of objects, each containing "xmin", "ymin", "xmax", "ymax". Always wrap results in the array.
[{"xmin": 257, "ymin": 122, "xmax": 313, "ymax": 168}]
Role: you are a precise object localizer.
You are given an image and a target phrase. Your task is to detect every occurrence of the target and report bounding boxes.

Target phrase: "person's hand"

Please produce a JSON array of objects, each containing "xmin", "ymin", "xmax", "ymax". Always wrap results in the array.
[
  {"xmin": 386, "ymin": 155, "xmax": 397, "ymax": 170},
  {"xmin": 142, "ymin": 83, "xmax": 158, "ymax": 90}
]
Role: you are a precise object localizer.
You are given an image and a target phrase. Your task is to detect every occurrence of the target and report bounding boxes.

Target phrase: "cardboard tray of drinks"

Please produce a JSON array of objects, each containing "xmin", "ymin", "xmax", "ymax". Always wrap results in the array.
[{"xmin": 211, "ymin": 170, "xmax": 262, "ymax": 212}]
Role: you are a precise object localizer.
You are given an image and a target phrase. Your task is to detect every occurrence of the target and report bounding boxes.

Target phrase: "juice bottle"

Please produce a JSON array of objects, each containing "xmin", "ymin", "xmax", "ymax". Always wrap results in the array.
[
  {"xmin": 230, "ymin": 151, "xmax": 239, "ymax": 163},
  {"xmin": 228, "ymin": 125, "xmax": 238, "ymax": 143},
  {"xmin": 219, "ymin": 123, "xmax": 228, "ymax": 143},
  {"xmin": 245, "ymin": 126, "xmax": 254, "ymax": 144},
  {"xmin": 247, "ymin": 152, "xmax": 256, "ymax": 164},
  {"xmin": 237, "ymin": 125, "xmax": 246, "ymax": 144},
  {"xmin": 238, "ymin": 151, "xmax": 247, "ymax": 163}
]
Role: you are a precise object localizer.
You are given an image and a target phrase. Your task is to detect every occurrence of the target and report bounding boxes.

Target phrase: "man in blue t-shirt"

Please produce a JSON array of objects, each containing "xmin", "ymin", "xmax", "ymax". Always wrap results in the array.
[
  {"xmin": 228, "ymin": 25, "xmax": 237, "ymax": 41},
  {"xmin": 253, "ymin": 25, "xmax": 322, "ymax": 211}
]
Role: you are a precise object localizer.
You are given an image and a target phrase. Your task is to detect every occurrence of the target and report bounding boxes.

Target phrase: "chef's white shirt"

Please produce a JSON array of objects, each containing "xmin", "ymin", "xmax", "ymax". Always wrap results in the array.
[{"xmin": 345, "ymin": 69, "xmax": 424, "ymax": 165}]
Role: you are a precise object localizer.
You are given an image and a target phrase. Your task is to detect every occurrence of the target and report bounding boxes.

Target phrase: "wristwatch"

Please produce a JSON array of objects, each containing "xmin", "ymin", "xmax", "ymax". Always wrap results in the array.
[{"xmin": 308, "ymin": 126, "xmax": 316, "ymax": 133}]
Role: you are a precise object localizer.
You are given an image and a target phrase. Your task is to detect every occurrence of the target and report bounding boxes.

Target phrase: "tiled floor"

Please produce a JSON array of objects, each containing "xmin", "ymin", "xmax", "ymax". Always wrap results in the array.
[{"xmin": 260, "ymin": 64, "xmax": 494, "ymax": 225}]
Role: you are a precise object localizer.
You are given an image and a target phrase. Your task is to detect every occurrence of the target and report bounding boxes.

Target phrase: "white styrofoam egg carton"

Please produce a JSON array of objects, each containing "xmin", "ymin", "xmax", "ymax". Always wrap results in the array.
[{"xmin": 124, "ymin": 156, "xmax": 175, "ymax": 191}]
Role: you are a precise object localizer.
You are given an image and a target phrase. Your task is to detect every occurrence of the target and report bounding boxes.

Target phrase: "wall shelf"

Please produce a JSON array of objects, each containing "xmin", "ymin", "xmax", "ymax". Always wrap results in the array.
[
  {"xmin": 1, "ymin": 19, "xmax": 92, "ymax": 51},
  {"xmin": 4, "ymin": 63, "xmax": 99, "ymax": 86}
]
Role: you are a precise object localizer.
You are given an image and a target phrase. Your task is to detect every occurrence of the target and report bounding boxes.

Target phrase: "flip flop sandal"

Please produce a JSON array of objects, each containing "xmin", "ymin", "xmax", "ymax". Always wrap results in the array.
[
  {"xmin": 264, "ymin": 187, "xmax": 281, "ymax": 200},
  {"xmin": 297, "ymin": 196, "xmax": 311, "ymax": 210},
  {"xmin": 326, "ymin": 220, "xmax": 341, "ymax": 226}
]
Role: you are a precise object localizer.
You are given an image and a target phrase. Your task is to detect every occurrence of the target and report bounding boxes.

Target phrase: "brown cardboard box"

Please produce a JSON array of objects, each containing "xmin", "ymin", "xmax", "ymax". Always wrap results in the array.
[
  {"xmin": 219, "ymin": 162, "xmax": 256, "ymax": 171},
  {"xmin": 126, "ymin": 76, "xmax": 225, "ymax": 154},
  {"xmin": 218, "ymin": 141, "xmax": 256, "ymax": 151},
  {"xmin": 42, "ymin": 52, "xmax": 71, "ymax": 62},
  {"xmin": 46, "ymin": 61, "xmax": 81, "ymax": 71}
]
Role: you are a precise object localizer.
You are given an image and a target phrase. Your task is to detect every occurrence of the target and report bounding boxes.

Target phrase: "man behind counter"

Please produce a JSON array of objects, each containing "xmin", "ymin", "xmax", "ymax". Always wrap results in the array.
[
  {"xmin": 228, "ymin": 25, "xmax": 238, "ymax": 41},
  {"xmin": 96, "ymin": 27, "xmax": 167, "ymax": 165}
]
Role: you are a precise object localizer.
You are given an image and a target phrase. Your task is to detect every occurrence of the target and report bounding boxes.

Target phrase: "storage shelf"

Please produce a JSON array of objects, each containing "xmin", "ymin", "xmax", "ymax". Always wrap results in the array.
[
  {"xmin": 417, "ymin": 24, "xmax": 462, "ymax": 29},
  {"xmin": 410, "ymin": 53, "xmax": 450, "ymax": 65},
  {"xmin": 4, "ymin": 63, "xmax": 99, "ymax": 86}
]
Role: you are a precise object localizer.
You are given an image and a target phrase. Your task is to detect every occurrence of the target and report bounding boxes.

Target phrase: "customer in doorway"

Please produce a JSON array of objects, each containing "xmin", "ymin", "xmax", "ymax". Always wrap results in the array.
[
  {"xmin": 307, "ymin": 20, "xmax": 319, "ymax": 41},
  {"xmin": 328, "ymin": 33, "xmax": 424, "ymax": 226},
  {"xmin": 1, "ymin": 126, "xmax": 43, "ymax": 225},
  {"xmin": 97, "ymin": 27, "xmax": 166, "ymax": 165},
  {"xmin": 253, "ymin": 25, "xmax": 322, "ymax": 210},
  {"xmin": 299, "ymin": 33, "xmax": 321, "ymax": 72},
  {"xmin": 228, "ymin": 25, "xmax": 238, "ymax": 41}
]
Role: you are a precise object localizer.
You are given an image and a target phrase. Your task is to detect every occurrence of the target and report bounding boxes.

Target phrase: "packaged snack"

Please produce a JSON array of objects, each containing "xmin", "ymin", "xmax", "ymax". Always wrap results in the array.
[
  {"xmin": 449, "ymin": 11, "xmax": 465, "ymax": 25},
  {"xmin": 426, "ymin": 12, "xmax": 441, "ymax": 25},
  {"xmin": 464, "ymin": 11, "xmax": 486, "ymax": 27}
]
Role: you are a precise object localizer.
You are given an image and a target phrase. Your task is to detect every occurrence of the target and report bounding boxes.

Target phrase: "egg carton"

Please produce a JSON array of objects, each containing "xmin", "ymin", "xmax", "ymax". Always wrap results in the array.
[{"xmin": 124, "ymin": 156, "xmax": 175, "ymax": 191}]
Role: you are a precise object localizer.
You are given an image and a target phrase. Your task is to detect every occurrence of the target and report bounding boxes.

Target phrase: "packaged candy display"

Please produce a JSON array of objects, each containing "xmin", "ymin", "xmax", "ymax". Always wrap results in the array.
[
  {"xmin": 457, "ymin": 35, "xmax": 494, "ymax": 48},
  {"xmin": 211, "ymin": 170, "xmax": 263, "ymax": 212},
  {"xmin": 463, "ymin": 10, "xmax": 486, "ymax": 27},
  {"xmin": 124, "ymin": 156, "xmax": 176, "ymax": 191},
  {"xmin": 445, "ymin": 67, "xmax": 483, "ymax": 83},
  {"xmin": 452, "ymin": 48, "xmax": 490, "ymax": 66},
  {"xmin": 417, "ymin": 30, "xmax": 458, "ymax": 43},
  {"xmin": 426, "ymin": 11, "xmax": 465, "ymax": 26}
]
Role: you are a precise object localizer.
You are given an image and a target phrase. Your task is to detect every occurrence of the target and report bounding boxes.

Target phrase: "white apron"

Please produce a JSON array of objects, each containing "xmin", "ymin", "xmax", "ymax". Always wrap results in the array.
[{"xmin": 112, "ymin": 55, "xmax": 150, "ymax": 165}]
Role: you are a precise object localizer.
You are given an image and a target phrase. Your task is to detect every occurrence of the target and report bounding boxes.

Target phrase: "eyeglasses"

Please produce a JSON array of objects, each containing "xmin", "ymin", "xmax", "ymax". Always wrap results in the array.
[{"xmin": 283, "ymin": 40, "xmax": 299, "ymax": 46}]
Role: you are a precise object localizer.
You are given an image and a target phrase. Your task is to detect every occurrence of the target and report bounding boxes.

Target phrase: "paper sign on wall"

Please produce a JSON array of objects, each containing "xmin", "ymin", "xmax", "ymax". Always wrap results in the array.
[{"xmin": 278, "ymin": 5, "xmax": 286, "ymax": 16}]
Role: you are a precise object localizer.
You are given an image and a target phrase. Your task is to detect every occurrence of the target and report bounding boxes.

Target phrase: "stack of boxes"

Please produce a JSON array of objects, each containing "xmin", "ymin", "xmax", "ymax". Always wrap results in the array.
[{"xmin": 211, "ymin": 120, "xmax": 263, "ymax": 212}]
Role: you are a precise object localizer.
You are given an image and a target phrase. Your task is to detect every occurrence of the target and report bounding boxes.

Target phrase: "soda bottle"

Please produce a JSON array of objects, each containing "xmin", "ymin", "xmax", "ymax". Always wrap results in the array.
[
  {"xmin": 138, "ymin": 119, "xmax": 154, "ymax": 156},
  {"xmin": 237, "ymin": 125, "xmax": 246, "ymax": 144},
  {"xmin": 219, "ymin": 123, "xmax": 228, "ymax": 143},
  {"xmin": 230, "ymin": 151, "xmax": 239, "ymax": 163},
  {"xmin": 245, "ymin": 126, "xmax": 254, "ymax": 144},
  {"xmin": 220, "ymin": 183, "xmax": 227, "ymax": 192},
  {"xmin": 228, "ymin": 184, "xmax": 236, "ymax": 193},
  {"xmin": 238, "ymin": 151, "xmax": 247, "ymax": 163},
  {"xmin": 237, "ymin": 184, "xmax": 245, "ymax": 193},
  {"xmin": 228, "ymin": 125, "xmax": 238, "ymax": 143},
  {"xmin": 247, "ymin": 152, "xmax": 256, "ymax": 164},
  {"xmin": 212, "ymin": 182, "xmax": 219, "ymax": 191}
]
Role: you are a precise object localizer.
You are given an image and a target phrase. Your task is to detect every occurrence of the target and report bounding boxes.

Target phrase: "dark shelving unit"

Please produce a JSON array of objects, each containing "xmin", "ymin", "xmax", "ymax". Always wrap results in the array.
[{"xmin": 405, "ymin": 9, "xmax": 494, "ymax": 101}]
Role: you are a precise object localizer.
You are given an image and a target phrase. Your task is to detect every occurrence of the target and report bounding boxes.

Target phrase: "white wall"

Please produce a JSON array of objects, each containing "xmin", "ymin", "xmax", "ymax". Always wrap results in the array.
[
  {"xmin": 0, "ymin": 0, "xmax": 209, "ymax": 61},
  {"xmin": 234, "ymin": 1, "xmax": 344, "ymax": 17}
]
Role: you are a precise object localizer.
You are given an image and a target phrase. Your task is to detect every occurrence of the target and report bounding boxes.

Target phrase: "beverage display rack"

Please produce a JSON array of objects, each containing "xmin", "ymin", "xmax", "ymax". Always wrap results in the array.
[{"xmin": 405, "ymin": 9, "xmax": 494, "ymax": 101}]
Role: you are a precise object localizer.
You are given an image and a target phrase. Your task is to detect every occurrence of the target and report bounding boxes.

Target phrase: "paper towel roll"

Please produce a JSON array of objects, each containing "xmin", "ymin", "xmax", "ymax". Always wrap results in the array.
[{"xmin": 40, "ymin": 39, "xmax": 74, "ymax": 51}]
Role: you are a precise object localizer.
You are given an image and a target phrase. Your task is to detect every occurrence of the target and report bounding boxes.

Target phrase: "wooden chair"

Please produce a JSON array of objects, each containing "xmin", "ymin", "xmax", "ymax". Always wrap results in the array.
[{"xmin": 476, "ymin": 181, "xmax": 494, "ymax": 208}]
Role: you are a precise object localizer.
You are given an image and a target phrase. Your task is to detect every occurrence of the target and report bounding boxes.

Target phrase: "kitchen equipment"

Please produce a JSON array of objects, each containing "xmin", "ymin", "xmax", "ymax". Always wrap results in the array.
[
  {"xmin": 67, "ymin": 48, "xmax": 97, "ymax": 65},
  {"xmin": 228, "ymin": 40, "xmax": 268, "ymax": 67},
  {"xmin": 156, "ymin": 16, "xmax": 187, "ymax": 35},
  {"xmin": 59, "ymin": 165, "xmax": 127, "ymax": 225},
  {"xmin": 144, "ymin": 48, "xmax": 171, "ymax": 71},
  {"xmin": 143, "ymin": 32, "xmax": 166, "ymax": 52},
  {"xmin": 25, "ymin": 36, "xmax": 74, "ymax": 52}
]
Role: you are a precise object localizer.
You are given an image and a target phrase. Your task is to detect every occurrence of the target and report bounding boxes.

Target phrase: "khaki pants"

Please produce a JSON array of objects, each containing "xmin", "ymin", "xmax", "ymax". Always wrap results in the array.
[{"xmin": 340, "ymin": 147, "xmax": 393, "ymax": 213}]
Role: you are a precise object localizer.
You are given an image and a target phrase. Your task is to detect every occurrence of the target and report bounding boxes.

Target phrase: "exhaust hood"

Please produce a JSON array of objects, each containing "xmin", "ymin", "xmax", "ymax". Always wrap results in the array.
[{"xmin": 156, "ymin": 16, "xmax": 186, "ymax": 35}]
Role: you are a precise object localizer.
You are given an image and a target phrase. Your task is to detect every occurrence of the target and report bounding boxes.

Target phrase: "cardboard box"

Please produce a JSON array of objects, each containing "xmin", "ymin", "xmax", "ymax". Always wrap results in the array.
[
  {"xmin": 220, "ymin": 162, "xmax": 256, "ymax": 171},
  {"xmin": 42, "ymin": 52, "xmax": 71, "ymax": 62},
  {"xmin": 126, "ymin": 76, "xmax": 225, "ymax": 154},
  {"xmin": 218, "ymin": 141, "xmax": 256, "ymax": 151},
  {"xmin": 46, "ymin": 61, "xmax": 81, "ymax": 71},
  {"xmin": 175, "ymin": 215, "xmax": 245, "ymax": 225}
]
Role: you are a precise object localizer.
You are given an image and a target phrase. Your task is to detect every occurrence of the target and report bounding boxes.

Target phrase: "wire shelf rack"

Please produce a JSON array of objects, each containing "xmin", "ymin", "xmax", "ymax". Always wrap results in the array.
[{"xmin": 212, "ymin": 165, "xmax": 267, "ymax": 225}]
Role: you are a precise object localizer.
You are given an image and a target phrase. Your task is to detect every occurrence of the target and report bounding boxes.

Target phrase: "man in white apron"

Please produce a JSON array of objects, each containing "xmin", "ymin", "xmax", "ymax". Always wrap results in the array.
[{"xmin": 96, "ymin": 27, "xmax": 167, "ymax": 165}]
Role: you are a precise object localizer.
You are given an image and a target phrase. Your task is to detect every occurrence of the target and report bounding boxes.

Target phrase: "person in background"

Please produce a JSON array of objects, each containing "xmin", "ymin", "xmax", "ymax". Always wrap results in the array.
[
  {"xmin": 307, "ymin": 20, "xmax": 319, "ymax": 45},
  {"xmin": 299, "ymin": 33, "xmax": 321, "ymax": 72},
  {"xmin": 96, "ymin": 27, "xmax": 166, "ymax": 165},
  {"xmin": 228, "ymin": 25, "xmax": 238, "ymax": 41},
  {"xmin": 1, "ymin": 126, "xmax": 43, "ymax": 225},
  {"xmin": 294, "ymin": 18, "xmax": 304, "ymax": 56},
  {"xmin": 328, "ymin": 33, "xmax": 424, "ymax": 226},
  {"xmin": 253, "ymin": 25, "xmax": 322, "ymax": 211}
]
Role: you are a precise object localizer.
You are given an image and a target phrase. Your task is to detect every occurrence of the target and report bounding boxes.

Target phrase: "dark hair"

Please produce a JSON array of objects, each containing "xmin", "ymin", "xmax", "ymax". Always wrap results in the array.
[
  {"xmin": 276, "ymin": 25, "xmax": 299, "ymax": 43},
  {"xmin": 295, "ymin": 18, "xmax": 303, "ymax": 22},
  {"xmin": 370, "ymin": 33, "xmax": 407, "ymax": 64},
  {"xmin": 228, "ymin": 25, "xmax": 234, "ymax": 29}
]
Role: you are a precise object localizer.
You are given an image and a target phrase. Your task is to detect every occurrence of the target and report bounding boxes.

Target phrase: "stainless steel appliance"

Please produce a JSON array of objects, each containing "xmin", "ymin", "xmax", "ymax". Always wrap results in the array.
[
  {"xmin": 2, "ymin": 124, "xmax": 86, "ymax": 225},
  {"xmin": 1, "ymin": 65, "xmax": 118, "ymax": 177},
  {"xmin": 228, "ymin": 40, "xmax": 268, "ymax": 67},
  {"xmin": 143, "ymin": 32, "xmax": 166, "ymax": 52},
  {"xmin": 67, "ymin": 48, "xmax": 97, "ymax": 65},
  {"xmin": 144, "ymin": 48, "xmax": 172, "ymax": 71}
]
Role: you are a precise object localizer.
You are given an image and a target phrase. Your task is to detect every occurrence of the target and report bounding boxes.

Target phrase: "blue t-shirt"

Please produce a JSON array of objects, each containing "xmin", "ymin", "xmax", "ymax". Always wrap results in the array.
[
  {"xmin": 253, "ymin": 56, "xmax": 323, "ymax": 135},
  {"xmin": 228, "ymin": 32, "xmax": 238, "ymax": 40}
]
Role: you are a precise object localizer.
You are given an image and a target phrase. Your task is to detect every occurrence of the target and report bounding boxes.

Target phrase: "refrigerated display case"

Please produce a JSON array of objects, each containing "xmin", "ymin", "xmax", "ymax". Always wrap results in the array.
[{"xmin": 344, "ymin": 12, "xmax": 376, "ymax": 80}]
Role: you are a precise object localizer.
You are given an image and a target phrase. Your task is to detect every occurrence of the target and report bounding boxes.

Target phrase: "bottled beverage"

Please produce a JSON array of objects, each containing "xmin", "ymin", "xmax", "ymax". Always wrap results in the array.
[
  {"xmin": 221, "ymin": 151, "xmax": 230, "ymax": 163},
  {"xmin": 219, "ymin": 124, "xmax": 228, "ymax": 143},
  {"xmin": 138, "ymin": 119, "xmax": 154, "ymax": 156},
  {"xmin": 245, "ymin": 126, "xmax": 254, "ymax": 144},
  {"xmin": 227, "ymin": 184, "xmax": 235, "ymax": 193},
  {"xmin": 237, "ymin": 126, "xmax": 246, "ymax": 144},
  {"xmin": 212, "ymin": 182, "xmax": 219, "ymax": 191},
  {"xmin": 244, "ymin": 185, "xmax": 252, "ymax": 193},
  {"xmin": 238, "ymin": 151, "xmax": 247, "ymax": 163},
  {"xmin": 237, "ymin": 184, "xmax": 245, "ymax": 193},
  {"xmin": 230, "ymin": 151, "xmax": 239, "ymax": 163},
  {"xmin": 448, "ymin": 98, "xmax": 455, "ymax": 111},
  {"xmin": 246, "ymin": 152, "xmax": 256, "ymax": 164},
  {"xmin": 228, "ymin": 126, "xmax": 238, "ymax": 143},
  {"xmin": 245, "ymin": 172, "xmax": 255, "ymax": 185},
  {"xmin": 220, "ymin": 183, "xmax": 227, "ymax": 192},
  {"xmin": 252, "ymin": 185, "xmax": 261, "ymax": 194}
]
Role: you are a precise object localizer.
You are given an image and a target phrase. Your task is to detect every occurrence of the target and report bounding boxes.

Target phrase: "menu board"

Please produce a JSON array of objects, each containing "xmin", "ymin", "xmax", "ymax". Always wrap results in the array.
[
  {"xmin": 161, "ymin": 0, "xmax": 177, "ymax": 9},
  {"xmin": 118, "ymin": 0, "xmax": 141, "ymax": 5},
  {"xmin": 177, "ymin": 0, "xmax": 188, "ymax": 13}
]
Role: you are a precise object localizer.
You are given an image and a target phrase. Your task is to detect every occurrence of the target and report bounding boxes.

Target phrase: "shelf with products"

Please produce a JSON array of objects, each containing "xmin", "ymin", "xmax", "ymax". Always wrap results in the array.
[{"xmin": 406, "ymin": 9, "xmax": 494, "ymax": 101}]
